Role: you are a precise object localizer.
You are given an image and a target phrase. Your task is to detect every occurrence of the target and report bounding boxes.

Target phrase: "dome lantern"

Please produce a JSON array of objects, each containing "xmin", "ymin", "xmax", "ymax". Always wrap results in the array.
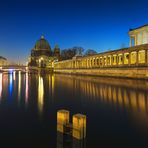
[{"xmin": 41, "ymin": 35, "xmax": 44, "ymax": 39}]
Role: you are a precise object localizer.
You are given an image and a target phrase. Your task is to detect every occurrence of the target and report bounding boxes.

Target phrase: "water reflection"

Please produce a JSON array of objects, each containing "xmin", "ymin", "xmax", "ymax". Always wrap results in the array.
[
  {"xmin": 38, "ymin": 75, "xmax": 44, "ymax": 113},
  {"xmin": 57, "ymin": 132, "xmax": 86, "ymax": 148},
  {"xmin": 0, "ymin": 73, "xmax": 148, "ymax": 146},
  {"xmin": 1, "ymin": 73, "xmax": 148, "ymax": 119},
  {"xmin": 25, "ymin": 73, "xmax": 29, "ymax": 105},
  {"xmin": 13, "ymin": 71, "xmax": 16, "ymax": 81},
  {"xmin": 18, "ymin": 71, "xmax": 21, "ymax": 100},
  {"xmin": 1, "ymin": 73, "xmax": 148, "ymax": 130},
  {"xmin": 0, "ymin": 73, "xmax": 2, "ymax": 100},
  {"xmin": 54, "ymin": 75, "xmax": 148, "ymax": 121},
  {"xmin": 52, "ymin": 75, "xmax": 55, "ymax": 98},
  {"xmin": 9, "ymin": 72, "xmax": 13, "ymax": 96}
]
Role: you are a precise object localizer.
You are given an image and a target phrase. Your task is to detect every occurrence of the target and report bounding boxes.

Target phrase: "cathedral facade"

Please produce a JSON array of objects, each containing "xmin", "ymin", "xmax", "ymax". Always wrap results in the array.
[{"xmin": 28, "ymin": 36, "xmax": 60, "ymax": 68}]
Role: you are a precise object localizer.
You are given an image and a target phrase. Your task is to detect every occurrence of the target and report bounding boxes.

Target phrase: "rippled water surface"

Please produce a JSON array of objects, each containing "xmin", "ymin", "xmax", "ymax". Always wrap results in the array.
[{"xmin": 0, "ymin": 72, "xmax": 148, "ymax": 147}]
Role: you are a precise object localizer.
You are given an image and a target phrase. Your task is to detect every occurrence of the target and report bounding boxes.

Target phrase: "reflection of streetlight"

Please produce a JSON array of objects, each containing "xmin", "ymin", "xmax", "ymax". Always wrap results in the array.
[
  {"xmin": 0, "ymin": 73, "xmax": 2, "ymax": 100},
  {"xmin": 51, "ymin": 75, "xmax": 54, "ymax": 97},
  {"xmin": 9, "ymin": 72, "xmax": 13, "ymax": 97},
  {"xmin": 25, "ymin": 62, "xmax": 28, "ymax": 72},
  {"xmin": 25, "ymin": 72, "xmax": 29, "ymax": 105},
  {"xmin": 13, "ymin": 71, "xmax": 16, "ymax": 81},
  {"xmin": 18, "ymin": 71, "xmax": 21, "ymax": 101},
  {"xmin": 38, "ymin": 75, "xmax": 44, "ymax": 114}
]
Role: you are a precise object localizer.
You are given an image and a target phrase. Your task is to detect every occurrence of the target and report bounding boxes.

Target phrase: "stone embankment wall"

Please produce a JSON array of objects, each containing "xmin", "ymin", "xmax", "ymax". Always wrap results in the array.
[{"xmin": 54, "ymin": 67, "xmax": 148, "ymax": 79}]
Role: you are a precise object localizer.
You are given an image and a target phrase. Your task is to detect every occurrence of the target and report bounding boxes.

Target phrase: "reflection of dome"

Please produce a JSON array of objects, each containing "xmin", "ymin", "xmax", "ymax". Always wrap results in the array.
[{"xmin": 34, "ymin": 36, "xmax": 51, "ymax": 51}]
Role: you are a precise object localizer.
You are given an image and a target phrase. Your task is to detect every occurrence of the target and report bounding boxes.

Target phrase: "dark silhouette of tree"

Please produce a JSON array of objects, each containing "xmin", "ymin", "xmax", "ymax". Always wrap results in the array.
[
  {"xmin": 73, "ymin": 47, "xmax": 85, "ymax": 56},
  {"xmin": 85, "ymin": 49, "xmax": 97, "ymax": 55},
  {"xmin": 61, "ymin": 47, "xmax": 85, "ymax": 60},
  {"xmin": 121, "ymin": 43, "xmax": 126, "ymax": 48}
]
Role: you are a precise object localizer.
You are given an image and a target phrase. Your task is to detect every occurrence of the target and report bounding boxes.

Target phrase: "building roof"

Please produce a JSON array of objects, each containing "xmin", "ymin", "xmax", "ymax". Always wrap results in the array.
[
  {"xmin": 129, "ymin": 24, "xmax": 148, "ymax": 32},
  {"xmin": 34, "ymin": 36, "xmax": 52, "ymax": 51},
  {"xmin": 0, "ymin": 56, "xmax": 7, "ymax": 60}
]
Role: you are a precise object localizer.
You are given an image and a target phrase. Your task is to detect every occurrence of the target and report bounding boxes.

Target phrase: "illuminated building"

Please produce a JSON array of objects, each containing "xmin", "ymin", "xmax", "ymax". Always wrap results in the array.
[
  {"xmin": 129, "ymin": 24, "xmax": 148, "ymax": 47},
  {"xmin": 54, "ymin": 25, "xmax": 148, "ymax": 79},
  {"xmin": 28, "ymin": 36, "xmax": 60, "ymax": 68},
  {"xmin": 0, "ymin": 56, "xmax": 7, "ymax": 67}
]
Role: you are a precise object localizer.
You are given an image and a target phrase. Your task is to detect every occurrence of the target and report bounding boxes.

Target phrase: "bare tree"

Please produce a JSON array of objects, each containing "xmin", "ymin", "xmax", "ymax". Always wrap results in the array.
[{"xmin": 85, "ymin": 49, "xmax": 97, "ymax": 55}]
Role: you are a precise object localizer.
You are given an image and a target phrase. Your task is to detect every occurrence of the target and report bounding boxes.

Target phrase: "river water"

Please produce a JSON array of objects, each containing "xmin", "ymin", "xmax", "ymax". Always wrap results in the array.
[{"xmin": 0, "ymin": 72, "xmax": 148, "ymax": 147}]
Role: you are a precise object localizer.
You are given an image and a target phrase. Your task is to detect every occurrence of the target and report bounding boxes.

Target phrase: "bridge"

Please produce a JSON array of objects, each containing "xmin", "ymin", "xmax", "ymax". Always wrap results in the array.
[{"xmin": 0, "ymin": 65, "xmax": 27, "ymax": 72}]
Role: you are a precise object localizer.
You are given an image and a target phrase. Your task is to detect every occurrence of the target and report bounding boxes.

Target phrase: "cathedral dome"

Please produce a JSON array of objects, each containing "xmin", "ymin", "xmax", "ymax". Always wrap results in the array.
[{"xmin": 34, "ymin": 36, "xmax": 51, "ymax": 51}]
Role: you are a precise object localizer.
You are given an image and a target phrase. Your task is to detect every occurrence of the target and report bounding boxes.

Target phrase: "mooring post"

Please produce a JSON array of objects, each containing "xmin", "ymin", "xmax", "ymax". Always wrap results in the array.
[
  {"xmin": 72, "ymin": 114, "xmax": 86, "ymax": 140},
  {"xmin": 57, "ymin": 110, "xmax": 70, "ymax": 133}
]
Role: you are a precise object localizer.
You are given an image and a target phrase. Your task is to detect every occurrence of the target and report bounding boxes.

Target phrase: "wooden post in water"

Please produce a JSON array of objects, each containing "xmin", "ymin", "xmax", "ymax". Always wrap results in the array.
[
  {"xmin": 57, "ymin": 110, "xmax": 70, "ymax": 133},
  {"xmin": 72, "ymin": 114, "xmax": 86, "ymax": 140}
]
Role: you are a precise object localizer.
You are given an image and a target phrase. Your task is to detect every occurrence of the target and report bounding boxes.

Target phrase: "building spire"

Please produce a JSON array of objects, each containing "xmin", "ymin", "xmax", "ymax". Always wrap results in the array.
[{"xmin": 55, "ymin": 44, "xmax": 59, "ymax": 48}]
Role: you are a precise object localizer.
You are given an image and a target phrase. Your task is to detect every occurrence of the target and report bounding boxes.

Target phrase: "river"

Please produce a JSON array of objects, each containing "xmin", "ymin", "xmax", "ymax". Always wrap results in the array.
[{"xmin": 0, "ymin": 72, "xmax": 148, "ymax": 147}]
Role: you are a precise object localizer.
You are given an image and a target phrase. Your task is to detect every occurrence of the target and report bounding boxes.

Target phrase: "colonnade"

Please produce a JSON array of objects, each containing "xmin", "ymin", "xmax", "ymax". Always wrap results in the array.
[{"xmin": 54, "ymin": 45, "xmax": 148, "ymax": 69}]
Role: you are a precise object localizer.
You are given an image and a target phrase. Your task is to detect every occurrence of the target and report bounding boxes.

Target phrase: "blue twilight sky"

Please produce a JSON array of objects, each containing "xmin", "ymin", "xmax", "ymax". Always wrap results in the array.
[{"xmin": 0, "ymin": 0, "xmax": 148, "ymax": 63}]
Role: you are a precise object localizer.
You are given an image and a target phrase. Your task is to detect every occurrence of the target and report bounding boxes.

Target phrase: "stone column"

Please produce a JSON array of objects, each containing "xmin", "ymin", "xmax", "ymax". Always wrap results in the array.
[
  {"xmin": 135, "ymin": 35, "xmax": 137, "ymax": 46},
  {"xmin": 116, "ymin": 55, "xmax": 118, "ymax": 66},
  {"xmin": 129, "ymin": 52, "xmax": 131, "ymax": 66},
  {"xmin": 145, "ymin": 49, "xmax": 147, "ymax": 66},
  {"xmin": 87, "ymin": 59, "xmax": 89, "ymax": 68},
  {"xmin": 130, "ymin": 37, "xmax": 132, "ymax": 47},
  {"xmin": 90, "ymin": 59, "xmax": 92, "ymax": 68},
  {"xmin": 111, "ymin": 56, "xmax": 113, "ymax": 66},
  {"xmin": 136, "ymin": 50, "xmax": 138, "ymax": 66}
]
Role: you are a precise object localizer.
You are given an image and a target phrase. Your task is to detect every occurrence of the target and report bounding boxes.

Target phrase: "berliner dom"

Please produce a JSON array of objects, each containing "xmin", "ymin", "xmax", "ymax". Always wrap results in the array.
[{"xmin": 28, "ymin": 36, "xmax": 60, "ymax": 69}]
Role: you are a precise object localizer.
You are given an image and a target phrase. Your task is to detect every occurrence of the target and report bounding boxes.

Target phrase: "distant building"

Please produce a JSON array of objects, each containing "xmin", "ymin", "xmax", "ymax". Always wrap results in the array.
[
  {"xmin": 129, "ymin": 24, "xmax": 148, "ymax": 47},
  {"xmin": 53, "ymin": 45, "xmax": 60, "ymax": 60},
  {"xmin": 28, "ymin": 36, "xmax": 60, "ymax": 68},
  {"xmin": 0, "ymin": 56, "xmax": 7, "ymax": 66}
]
